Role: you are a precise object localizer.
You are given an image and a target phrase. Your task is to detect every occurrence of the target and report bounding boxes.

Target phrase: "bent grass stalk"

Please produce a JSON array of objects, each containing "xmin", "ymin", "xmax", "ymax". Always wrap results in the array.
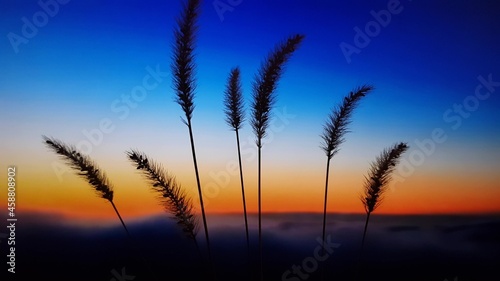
[
  {"xmin": 42, "ymin": 136, "xmax": 158, "ymax": 281},
  {"xmin": 43, "ymin": 136, "xmax": 123, "ymax": 228},
  {"xmin": 360, "ymin": 142, "xmax": 409, "ymax": 253},
  {"xmin": 223, "ymin": 67, "xmax": 250, "ymax": 255},
  {"xmin": 250, "ymin": 34, "xmax": 305, "ymax": 281},
  {"xmin": 319, "ymin": 85, "xmax": 373, "ymax": 280},
  {"xmin": 356, "ymin": 142, "xmax": 409, "ymax": 280},
  {"xmin": 126, "ymin": 150, "xmax": 198, "ymax": 242}
]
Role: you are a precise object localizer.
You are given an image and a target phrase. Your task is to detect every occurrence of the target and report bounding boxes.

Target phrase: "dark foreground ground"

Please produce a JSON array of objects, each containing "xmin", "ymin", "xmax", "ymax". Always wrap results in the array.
[{"xmin": 1, "ymin": 212, "xmax": 499, "ymax": 281}]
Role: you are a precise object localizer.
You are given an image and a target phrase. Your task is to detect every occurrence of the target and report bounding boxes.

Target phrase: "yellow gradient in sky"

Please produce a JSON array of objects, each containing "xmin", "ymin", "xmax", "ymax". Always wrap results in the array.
[{"xmin": 3, "ymin": 152, "xmax": 499, "ymax": 223}]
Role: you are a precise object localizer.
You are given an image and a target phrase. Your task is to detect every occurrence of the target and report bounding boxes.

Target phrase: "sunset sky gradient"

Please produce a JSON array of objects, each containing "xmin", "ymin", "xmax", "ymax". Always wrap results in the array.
[{"xmin": 1, "ymin": 0, "xmax": 499, "ymax": 223}]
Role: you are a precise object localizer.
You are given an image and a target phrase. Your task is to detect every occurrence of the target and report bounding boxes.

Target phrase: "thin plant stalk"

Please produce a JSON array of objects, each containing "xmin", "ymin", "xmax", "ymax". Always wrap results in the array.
[
  {"xmin": 250, "ymin": 34, "xmax": 305, "ymax": 280},
  {"xmin": 110, "ymin": 200, "xmax": 131, "ymax": 236},
  {"xmin": 359, "ymin": 142, "xmax": 409, "ymax": 251},
  {"xmin": 356, "ymin": 142, "xmax": 409, "ymax": 280},
  {"xmin": 42, "ymin": 136, "xmax": 158, "ymax": 281},
  {"xmin": 320, "ymin": 156, "xmax": 330, "ymax": 262},
  {"xmin": 236, "ymin": 129, "xmax": 249, "ymax": 251},
  {"xmin": 257, "ymin": 143, "xmax": 263, "ymax": 281},
  {"xmin": 126, "ymin": 150, "xmax": 202, "ymax": 263},
  {"xmin": 171, "ymin": 0, "xmax": 214, "ymax": 271},
  {"xmin": 360, "ymin": 211, "xmax": 371, "ymax": 254},
  {"xmin": 319, "ymin": 85, "xmax": 373, "ymax": 280},
  {"xmin": 356, "ymin": 212, "xmax": 371, "ymax": 281},
  {"xmin": 223, "ymin": 67, "xmax": 250, "ymax": 254}
]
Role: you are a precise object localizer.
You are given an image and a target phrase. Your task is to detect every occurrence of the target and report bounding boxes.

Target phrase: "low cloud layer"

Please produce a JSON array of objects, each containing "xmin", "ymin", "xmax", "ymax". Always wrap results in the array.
[{"xmin": 2, "ymin": 212, "xmax": 499, "ymax": 280}]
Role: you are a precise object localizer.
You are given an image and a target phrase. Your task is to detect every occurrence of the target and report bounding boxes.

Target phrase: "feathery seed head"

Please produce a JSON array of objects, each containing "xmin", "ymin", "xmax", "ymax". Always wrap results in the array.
[
  {"xmin": 172, "ymin": 0, "xmax": 201, "ymax": 123},
  {"xmin": 42, "ymin": 136, "xmax": 114, "ymax": 202},
  {"xmin": 361, "ymin": 142, "xmax": 409, "ymax": 213},
  {"xmin": 251, "ymin": 34, "xmax": 305, "ymax": 147},
  {"xmin": 321, "ymin": 84, "xmax": 373, "ymax": 159},
  {"xmin": 126, "ymin": 150, "xmax": 198, "ymax": 240},
  {"xmin": 224, "ymin": 67, "xmax": 245, "ymax": 131}
]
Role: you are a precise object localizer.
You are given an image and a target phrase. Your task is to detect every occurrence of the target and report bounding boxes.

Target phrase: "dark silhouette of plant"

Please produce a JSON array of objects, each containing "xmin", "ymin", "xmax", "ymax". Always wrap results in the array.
[
  {"xmin": 42, "ymin": 136, "xmax": 158, "ymax": 280},
  {"xmin": 356, "ymin": 142, "xmax": 409, "ymax": 281},
  {"xmin": 250, "ymin": 34, "xmax": 305, "ymax": 280},
  {"xmin": 223, "ymin": 67, "xmax": 250, "ymax": 254},
  {"xmin": 319, "ymin": 85, "xmax": 373, "ymax": 280},
  {"xmin": 126, "ymin": 150, "xmax": 198, "ymax": 241},
  {"xmin": 171, "ymin": 0, "xmax": 214, "ymax": 269},
  {"xmin": 360, "ymin": 142, "xmax": 409, "ymax": 252},
  {"xmin": 43, "ymin": 136, "xmax": 124, "ymax": 229}
]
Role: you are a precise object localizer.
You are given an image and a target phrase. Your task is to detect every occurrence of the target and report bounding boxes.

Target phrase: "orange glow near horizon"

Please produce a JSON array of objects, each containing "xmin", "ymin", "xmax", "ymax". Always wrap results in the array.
[{"xmin": 4, "ymin": 158, "xmax": 499, "ymax": 224}]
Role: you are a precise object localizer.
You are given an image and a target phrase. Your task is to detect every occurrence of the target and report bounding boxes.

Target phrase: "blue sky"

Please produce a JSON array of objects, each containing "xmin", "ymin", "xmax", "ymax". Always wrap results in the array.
[{"xmin": 1, "ymin": 0, "xmax": 499, "ymax": 215}]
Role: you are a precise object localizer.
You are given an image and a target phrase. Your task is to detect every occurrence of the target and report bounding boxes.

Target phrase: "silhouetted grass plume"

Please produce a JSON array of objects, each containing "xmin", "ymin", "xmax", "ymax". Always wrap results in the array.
[
  {"xmin": 172, "ymin": 0, "xmax": 198, "ymax": 124},
  {"xmin": 357, "ymin": 142, "xmax": 409, "ymax": 280},
  {"xmin": 171, "ymin": 0, "xmax": 214, "ymax": 272},
  {"xmin": 42, "ymin": 136, "xmax": 159, "ymax": 280},
  {"xmin": 223, "ymin": 67, "xmax": 250, "ymax": 254},
  {"xmin": 250, "ymin": 33, "xmax": 305, "ymax": 280},
  {"xmin": 126, "ymin": 150, "xmax": 198, "ymax": 241},
  {"xmin": 320, "ymin": 85, "xmax": 373, "ymax": 159},
  {"xmin": 319, "ymin": 85, "xmax": 373, "ymax": 280},
  {"xmin": 360, "ymin": 142, "xmax": 409, "ymax": 248},
  {"xmin": 42, "ymin": 136, "xmax": 121, "ymax": 223}
]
